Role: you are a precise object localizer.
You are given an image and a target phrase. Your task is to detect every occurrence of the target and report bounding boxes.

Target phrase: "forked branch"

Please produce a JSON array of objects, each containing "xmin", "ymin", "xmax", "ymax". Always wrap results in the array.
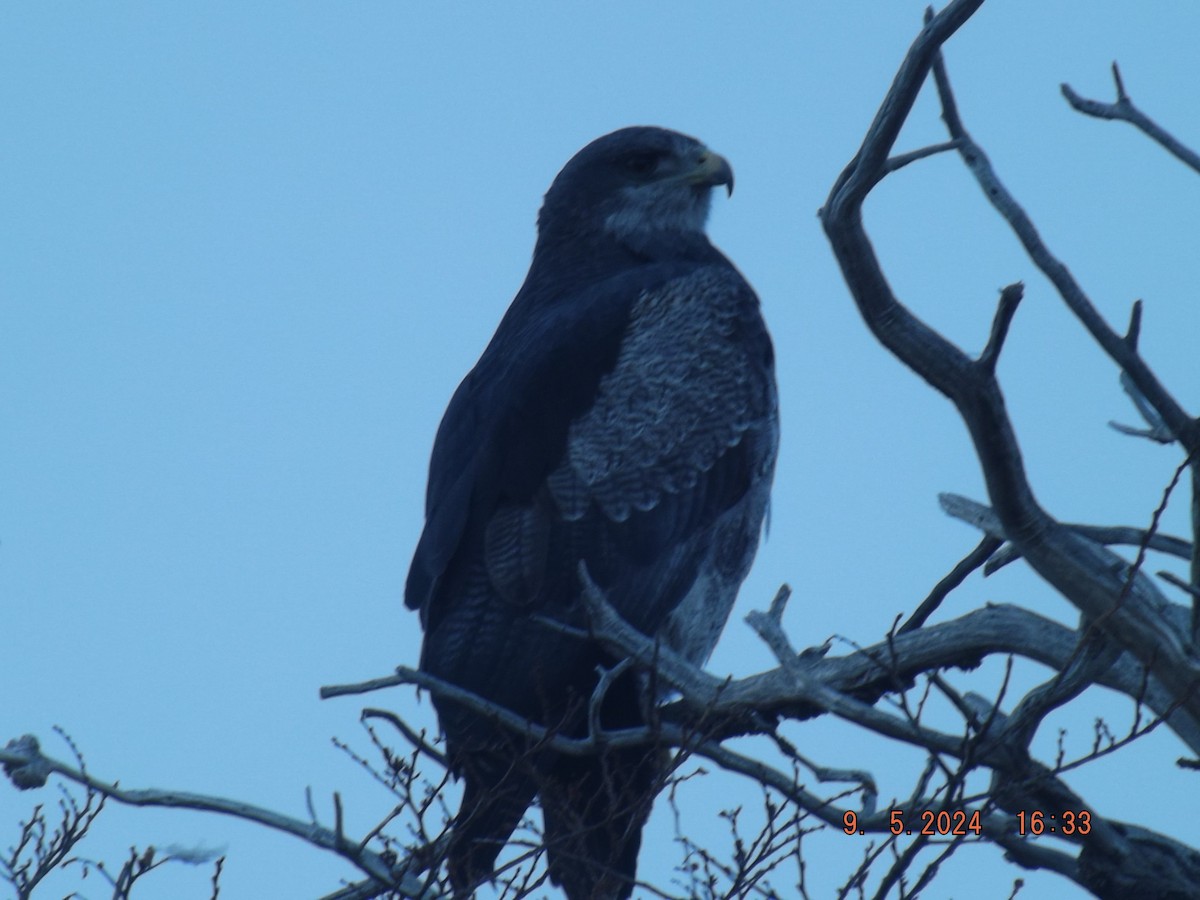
[{"xmin": 1062, "ymin": 62, "xmax": 1200, "ymax": 174}]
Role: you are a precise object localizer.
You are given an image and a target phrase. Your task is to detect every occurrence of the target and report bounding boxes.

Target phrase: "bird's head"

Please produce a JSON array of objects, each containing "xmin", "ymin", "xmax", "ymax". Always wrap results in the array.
[{"xmin": 536, "ymin": 126, "xmax": 733, "ymax": 254}]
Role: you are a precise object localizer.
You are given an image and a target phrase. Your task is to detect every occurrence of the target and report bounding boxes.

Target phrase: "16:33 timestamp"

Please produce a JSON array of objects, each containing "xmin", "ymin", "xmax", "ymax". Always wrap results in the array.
[{"xmin": 1017, "ymin": 809, "xmax": 1092, "ymax": 836}]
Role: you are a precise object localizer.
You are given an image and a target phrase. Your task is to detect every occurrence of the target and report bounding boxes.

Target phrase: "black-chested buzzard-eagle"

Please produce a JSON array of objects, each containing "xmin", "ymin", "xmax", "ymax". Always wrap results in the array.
[{"xmin": 405, "ymin": 126, "xmax": 779, "ymax": 900}]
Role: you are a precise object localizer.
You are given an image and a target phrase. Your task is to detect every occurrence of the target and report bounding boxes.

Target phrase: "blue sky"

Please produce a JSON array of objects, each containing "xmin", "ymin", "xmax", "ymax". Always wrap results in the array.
[{"xmin": 4, "ymin": 3, "xmax": 1200, "ymax": 898}]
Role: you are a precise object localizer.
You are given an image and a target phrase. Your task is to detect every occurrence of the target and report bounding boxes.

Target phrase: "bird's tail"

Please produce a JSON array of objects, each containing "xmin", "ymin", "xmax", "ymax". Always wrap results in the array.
[
  {"xmin": 539, "ymin": 744, "xmax": 662, "ymax": 900},
  {"xmin": 447, "ymin": 747, "xmax": 538, "ymax": 897}
]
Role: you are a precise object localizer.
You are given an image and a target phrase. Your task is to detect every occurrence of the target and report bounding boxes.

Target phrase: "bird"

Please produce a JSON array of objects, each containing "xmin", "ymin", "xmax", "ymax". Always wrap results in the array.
[{"xmin": 405, "ymin": 126, "xmax": 778, "ymax": 899}]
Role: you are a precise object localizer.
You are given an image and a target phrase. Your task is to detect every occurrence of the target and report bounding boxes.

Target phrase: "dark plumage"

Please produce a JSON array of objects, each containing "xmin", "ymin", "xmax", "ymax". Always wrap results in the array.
[{"xmin": 406, "ymin": 126, "xmax": 779, "ymax": 899}]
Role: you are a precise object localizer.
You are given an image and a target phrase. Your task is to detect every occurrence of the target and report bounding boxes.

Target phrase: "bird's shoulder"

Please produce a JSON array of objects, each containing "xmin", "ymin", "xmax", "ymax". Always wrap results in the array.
[
  {"xmin": 547, "ymin": 263, "xmax": 775, "ymax": 522},
  {"xmin": 405, "ymin": 259, "xmax": 702, "ymax": 612},
  {"xmin": 405, "ymin": 255, "xmax": 772, "ymax": 617}
]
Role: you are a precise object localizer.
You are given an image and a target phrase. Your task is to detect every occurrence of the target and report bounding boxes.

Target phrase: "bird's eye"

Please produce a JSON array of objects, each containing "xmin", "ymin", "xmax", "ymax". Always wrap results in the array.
[{"xmin": 623, "ymin": 153, "xmax": 659, "ymax": 176}]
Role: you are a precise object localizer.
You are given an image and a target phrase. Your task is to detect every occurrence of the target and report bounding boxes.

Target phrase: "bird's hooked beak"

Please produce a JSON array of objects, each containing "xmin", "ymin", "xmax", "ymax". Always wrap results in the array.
[{"xmin": 687, "ymin": 148, "xmax": 735, "ymax": 197}]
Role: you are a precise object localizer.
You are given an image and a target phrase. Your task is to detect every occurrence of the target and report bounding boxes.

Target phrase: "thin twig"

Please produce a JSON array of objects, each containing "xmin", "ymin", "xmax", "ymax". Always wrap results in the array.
[
  {"xmin": 978, "ymin": 283, "xmax": 1024, "ymax": 373},
  {"xmin": 902, "ymin": 535, "xmax": 1001, "ymax": 632},
  {"xmin": 1061, "ymin": 63, "xmax": 1200, "ymax": 174},
  {"xmin": 884, "ymin": 139, "xmax": 962, "ymax": 172}
]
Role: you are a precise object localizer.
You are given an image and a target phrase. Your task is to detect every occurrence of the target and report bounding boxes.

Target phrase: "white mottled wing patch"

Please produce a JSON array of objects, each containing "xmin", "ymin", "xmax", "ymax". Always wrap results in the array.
[{"xmin": 547, "ymin": 267, "xmax": 761, "ymax": 523}]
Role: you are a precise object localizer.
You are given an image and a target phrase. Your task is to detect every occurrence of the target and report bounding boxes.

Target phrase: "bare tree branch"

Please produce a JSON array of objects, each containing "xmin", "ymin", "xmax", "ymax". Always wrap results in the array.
[
  {"xmin": 0, "ymin": 734, "xmax": 426, "ymax": 898},
  {"xmin": 1061, "ymin": 62, "xmax": 1200, "ymax": 174},
  {"xmin": 901, "ymin": 535, "xmax": 1001, "ymax": 632},
  {"xmin": 821, "ymin": 0, "xmax": 1200, "ymax": 736},
  {"xmin": 814, "ymin": 3, "xmax": 1200, "ymax": 894}
]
